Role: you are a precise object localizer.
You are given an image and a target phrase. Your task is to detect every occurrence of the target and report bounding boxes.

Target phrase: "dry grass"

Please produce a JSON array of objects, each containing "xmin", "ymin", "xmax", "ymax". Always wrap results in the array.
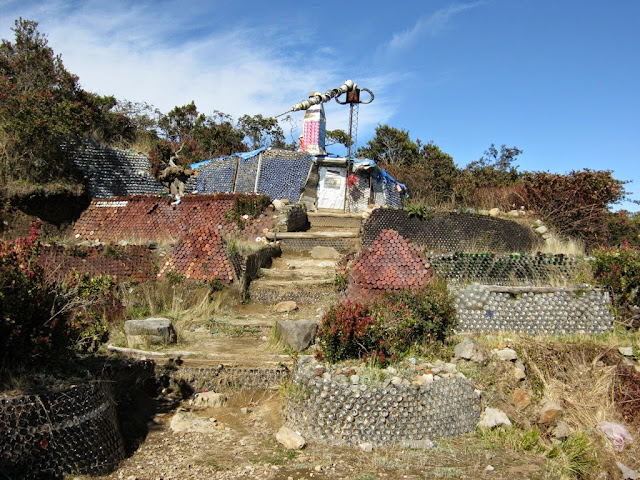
[
  {"xmin": 534, "ymin": 232, "xmax": 586, "ymax": 256},
  {"xmin": 224, "ymin": 235, "xmax": 267, "ymax": 256},
  {"xmin": 521, "ymin": 341, "xmax": 617, "ymax": 430},
  {"xmin": 456, "ymin": 333, "xmax": 639, "ymax": 479},
  {"xmin": 103, "ymin": 133, "xmax": 156, "ymax": 156},
  {"xmin": 118, "ymin": 281, "xmax": 242, "ymax": 343}
]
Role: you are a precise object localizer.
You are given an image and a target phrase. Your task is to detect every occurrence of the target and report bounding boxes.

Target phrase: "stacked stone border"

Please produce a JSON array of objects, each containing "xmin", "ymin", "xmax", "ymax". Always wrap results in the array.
[
  {"xmin": 0, "ymin": 382, "xmax": 124, "ymax": 478},
  {"xmin": 453, "ymin": 284, "xmax": 614, "ymax": 334},
  {"xmin": 284, "ymin": 358, "xmax": 481, "ymax": 446},
  {"xmin": 228, "ymin": 244, "xmax": 281, "ymax": 296},
  {"xmin": 281, "ymin": 204, "xmax": 310, "ymax": 232}
]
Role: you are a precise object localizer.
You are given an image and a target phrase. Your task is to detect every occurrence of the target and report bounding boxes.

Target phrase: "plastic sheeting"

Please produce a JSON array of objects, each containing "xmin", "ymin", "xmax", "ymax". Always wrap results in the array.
[{"xmin": 189, "ymin": 148, "xmax": 404, "ymax": 208}]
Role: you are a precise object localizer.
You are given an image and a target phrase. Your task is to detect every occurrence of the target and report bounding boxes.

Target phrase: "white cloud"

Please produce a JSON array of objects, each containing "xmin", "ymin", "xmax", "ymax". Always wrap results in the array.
[
  {"xmin": 388, "ymin": 2, "xmax": 482, "ymax": 50},
  {"xmin": 0, "ymin": 1, "xmax": 399, "ymax": 138}
]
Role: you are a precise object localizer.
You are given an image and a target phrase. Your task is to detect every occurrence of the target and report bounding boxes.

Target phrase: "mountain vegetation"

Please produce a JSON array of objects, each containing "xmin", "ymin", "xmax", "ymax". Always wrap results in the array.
[
  {"xmin": 1, "ymin": 18, "xmax": 638, "ymax": 248},
  {"xmin": 358, "ymin": 126, "xmax": 638, "ymax": 248}
]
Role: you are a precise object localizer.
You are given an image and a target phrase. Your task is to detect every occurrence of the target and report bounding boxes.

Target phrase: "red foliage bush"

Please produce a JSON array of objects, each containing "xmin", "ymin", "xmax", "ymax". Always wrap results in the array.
[
  {"xmin": 0, "ymin": 222, "xmax": 124, "ymax": 364},
  {"xmin": 0, "ymin": 221, "xmax": 66, "ymax": 361},
  {"xmin": 520, "ymin": 169, "xmax": 627, "ymax": 248},
  {"xmin": 318, "ymin": 282, "xmax": 456, "ymax": 365},
  {"xmin": 614, "ymin": 364, "xmax": 640, "ymax": 429},
  {"xmin": 606, "ymin": 210, "xmax": 640, "ymax": 248},
  {"xmin": 592, "ymin": 243, "xmax": 640, "ymax": 325}
]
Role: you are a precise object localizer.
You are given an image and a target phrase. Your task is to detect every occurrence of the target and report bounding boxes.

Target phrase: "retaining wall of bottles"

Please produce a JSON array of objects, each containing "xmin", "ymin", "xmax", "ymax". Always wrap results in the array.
[
  {"xmin": 171, "ymin": 365, "xmax": 291, "ymax": 392},
  {"xmin": 363, "ymin": 209, "xmax": 540, "ymax": 253},
  {"xmin": 0, "ymin": 382, "xmax": 124, "ymax": 478},
  {"xmin": 453, "ymin": 284, "xmax": 614, "ymax": 334},
  {"xmin": 285, "ymin": 358, "xmax": 481, "ymax": 446},
  {"xmin": 429, "ymin": 252, "xmax": 586, "ymax": 286}
]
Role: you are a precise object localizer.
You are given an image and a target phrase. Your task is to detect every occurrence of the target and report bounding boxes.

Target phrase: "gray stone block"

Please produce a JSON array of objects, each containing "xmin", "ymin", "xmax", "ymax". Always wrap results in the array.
[
  {"xmin": 125, "ymin": 318, "xmax": 177, "ymax": 346},
  {"xmin": 276, "ymin": 319, "xmax": 319, "ymax": 351}
]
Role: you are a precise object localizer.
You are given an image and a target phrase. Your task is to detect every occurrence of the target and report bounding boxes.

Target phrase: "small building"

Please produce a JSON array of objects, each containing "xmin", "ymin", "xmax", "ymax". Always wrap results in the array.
[{"xmin": 189, "ymin": 90, "xmax": 406, "ymax": 212}]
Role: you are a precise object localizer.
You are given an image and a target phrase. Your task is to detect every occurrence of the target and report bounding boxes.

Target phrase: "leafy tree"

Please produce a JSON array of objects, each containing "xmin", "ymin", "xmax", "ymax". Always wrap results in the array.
[
  {"xmin": 237, "ymin": 114, "xmax": 285, "ymax": 150},
  {"xmin": 150, "ymin": 102, "xmax": 246, "ymax": 176},
  {"xmin": 465, "ymin": 143, "xmax": 522, "ymax": 188},
  {"xmin": 193, "ymin": 110, "xmax": 246, "ymax": 157},
  {"xmin": 326, "ymin": 129, "xmax": 351, "ymax": 149},
  {"xmin": 385, "ymin": 140, "xmax": 459, "ymax": 204},
  {"xmin": 450, "ymin": 143, "xmax": 523, "ymax": 208},
  {"xmin": 0, "ymin": 18, "xmax": 104, "ymax": 184},
  {"xmin": 357, "ymin": 125, "xmax": 420, "ymax": 166},
  {"xmin": 417, "ymin": 141, "xmax": 458, "ymax": 201},
  {"xmin": 88, "ymin": 93, "xmax": 137, "ymax": 145},
  {"xmin": 158, "ymin": 101, "xmax": 200, "ymax": 144},
  {"xmin": 113, "ymin": 99, "xmax": 162, "ymax": 137}
]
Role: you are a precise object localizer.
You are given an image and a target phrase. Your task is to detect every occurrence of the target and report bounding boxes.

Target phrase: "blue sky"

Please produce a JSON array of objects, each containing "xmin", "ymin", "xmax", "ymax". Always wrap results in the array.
[{"xmin": 1, "ymin": 0, "xmax": 638, "ymax": 210}]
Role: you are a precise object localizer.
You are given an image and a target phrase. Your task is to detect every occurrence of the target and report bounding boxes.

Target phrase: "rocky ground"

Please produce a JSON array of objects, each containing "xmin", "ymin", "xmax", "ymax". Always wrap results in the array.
[
  {"xmin": 93, "ymin": 388, "xmax": 548, "ymax": 480},
  {"xmin": 93, "ymin": 297, "xmax": 639, "ymax": 480}
]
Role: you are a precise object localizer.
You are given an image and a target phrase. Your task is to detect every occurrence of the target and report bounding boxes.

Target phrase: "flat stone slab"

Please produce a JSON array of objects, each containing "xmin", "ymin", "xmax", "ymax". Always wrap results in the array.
[
  {"xmin": 275, "ymin": 301, "xmax": 298, "ymax": 313},
  {"xmin": 125, "ymin": 318, "xmax": 177, "ymax": 347},
  {"xmin": 311, "ymin": 246, "xmax": 342, "ymax": 259}
]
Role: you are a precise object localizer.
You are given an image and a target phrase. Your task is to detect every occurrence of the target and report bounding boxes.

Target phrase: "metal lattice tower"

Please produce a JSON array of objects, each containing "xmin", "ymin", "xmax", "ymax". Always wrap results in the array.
[{"xmin": 348, "ymin": 102, "xmax": 359, "ymax": 157}]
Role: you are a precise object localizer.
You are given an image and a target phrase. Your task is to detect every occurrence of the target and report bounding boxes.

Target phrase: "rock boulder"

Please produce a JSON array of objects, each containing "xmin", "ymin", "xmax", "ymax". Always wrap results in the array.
[
  {"xmin": 124, "ymin": 318, "xmax": 177, "ymax": 347},
  {"xmin": 275, "ymin": 426, "xmax": 306, "ymax": 450},
  {"xmin": 277, "ymin": 319, "xmax": 319, "ymax": 351},
  {"xmin": 477, "ymin": 407, "xmax": 512, "ymax": 430}
]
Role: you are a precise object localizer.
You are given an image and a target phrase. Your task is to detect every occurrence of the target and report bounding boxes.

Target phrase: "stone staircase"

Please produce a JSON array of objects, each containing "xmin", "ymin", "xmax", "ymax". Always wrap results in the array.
[{"xmin": 249, "ymin": 211, "xmax": 365, "ymax": 304}]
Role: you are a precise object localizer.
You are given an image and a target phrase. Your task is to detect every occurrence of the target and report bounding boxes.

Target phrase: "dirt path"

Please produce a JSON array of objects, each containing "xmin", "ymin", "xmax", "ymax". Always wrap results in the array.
[{"xmin": 95, "ymin": 388, "xmax": 548, "ymax": 480}]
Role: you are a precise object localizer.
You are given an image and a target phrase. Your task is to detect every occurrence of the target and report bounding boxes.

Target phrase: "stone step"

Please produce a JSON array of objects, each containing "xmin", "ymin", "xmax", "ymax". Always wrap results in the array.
[
  {"xmin": 259, "ymin": 268, "xmax": 334, "ymax": 281},
  {"xmin": 249, "ymin": 278, "xmax": 336, "ymax": 305},
  {"xmin": 266, "ymin": 231, "xmax": 360, "ymax": 254},
  {"xmin": 307, "ymin": 212, "xmax": 365, "ymax": 229},
  {"xmin": 271, "ymin": 256, "xmax": 338, "ymax": 270},
  {"xmin": 265, "ymin": 230, "xmax": 360, "ymax": 239}
]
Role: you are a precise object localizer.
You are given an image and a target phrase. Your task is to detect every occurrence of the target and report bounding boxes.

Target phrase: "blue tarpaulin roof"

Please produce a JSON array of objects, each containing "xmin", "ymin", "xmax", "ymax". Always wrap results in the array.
[
  {"xmin": 190, "ymin": 148, "xmax": 406, "ymax": 195},
  {"xmin": 190, "ymin": 146, "xmax": 268, "ymax": 170}
]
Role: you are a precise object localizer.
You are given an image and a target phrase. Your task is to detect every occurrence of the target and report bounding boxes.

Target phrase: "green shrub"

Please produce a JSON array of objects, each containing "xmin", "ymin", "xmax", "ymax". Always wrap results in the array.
[
  {"xmin": 334, "ymin": 273, "xmax": 348, "ymax": 293},
  {"xmin": 102, "ymin": 244, "xmax": 130, "ymax": 260},
  {"xmin": 592, "ymin": 243, "xmax": 640, "ymax": 324},
  {"xmin": 226, "ymin": 193, "xmax": 271, "ymax": 228},
  {"xmin": 404, "ymin": 203, "xmax": 433, "ymax": 220},
  {"xmin": 62, "ymin": 272, "xmax": 123, "ymax": 352},
  {"xmin": 318, "ymin": 281, "xmax": 456, "ymax": 365}
]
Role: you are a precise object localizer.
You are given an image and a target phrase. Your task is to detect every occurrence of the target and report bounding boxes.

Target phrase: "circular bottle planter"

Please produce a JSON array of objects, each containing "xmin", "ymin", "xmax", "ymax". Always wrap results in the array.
[{"xmin": 0, "ymin": 381, "xmax": 125, "ymax": 478}]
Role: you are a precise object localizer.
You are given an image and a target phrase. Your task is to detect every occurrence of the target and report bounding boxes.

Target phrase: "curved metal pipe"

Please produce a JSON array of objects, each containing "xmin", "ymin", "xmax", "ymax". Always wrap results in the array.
[{"xmin": 274, "ymin": 80, "xmax": 357, "ymax": 117}]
